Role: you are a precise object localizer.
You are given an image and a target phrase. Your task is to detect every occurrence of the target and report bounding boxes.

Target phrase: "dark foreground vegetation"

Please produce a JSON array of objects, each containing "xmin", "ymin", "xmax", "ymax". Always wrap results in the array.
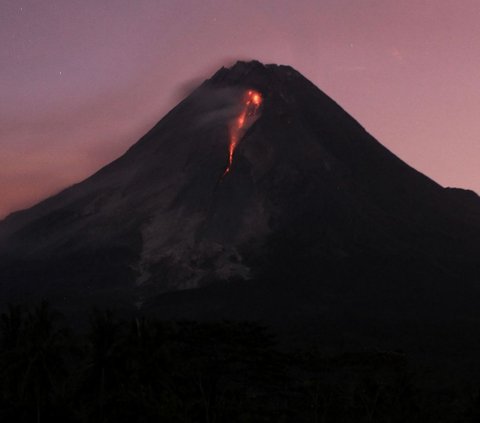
[{"xmin": 1, "ymin": 302, "xmax": 479, "ymax": 423}]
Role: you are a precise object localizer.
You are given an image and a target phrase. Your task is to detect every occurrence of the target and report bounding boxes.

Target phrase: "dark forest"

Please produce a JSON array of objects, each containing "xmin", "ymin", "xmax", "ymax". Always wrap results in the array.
[{"xmin": 1, "ymin": 302, "xmax": 480, "ymax": 423}]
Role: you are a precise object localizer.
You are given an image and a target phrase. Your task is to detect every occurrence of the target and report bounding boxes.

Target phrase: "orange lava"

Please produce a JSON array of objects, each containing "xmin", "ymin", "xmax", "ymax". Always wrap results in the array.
[{"xmin": 223, "ymin": 90, "xmax": 263, "ymax": 177}]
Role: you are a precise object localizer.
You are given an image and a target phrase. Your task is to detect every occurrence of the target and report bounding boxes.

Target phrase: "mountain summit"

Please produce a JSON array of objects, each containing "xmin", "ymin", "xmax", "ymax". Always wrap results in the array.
[{"xmin": 1, "ymin": 60, "xmax": 479, "ymax": 315}]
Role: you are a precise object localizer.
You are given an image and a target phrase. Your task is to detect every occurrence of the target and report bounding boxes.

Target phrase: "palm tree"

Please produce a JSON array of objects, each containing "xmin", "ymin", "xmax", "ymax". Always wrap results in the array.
[
  {"xmin": 81, "ymin": 309, "xmax": 126, "ymax": 422},
  {"xmin": 0, "ymin": 304, "xmax": 25, "ymax": 419},
  {"xmin": 0, "ymin": 303, "xmax": 24, "ymax": 350},
  {"xmin": 0, "ymin": 301, "xmax": 70, "ymax": 423}
]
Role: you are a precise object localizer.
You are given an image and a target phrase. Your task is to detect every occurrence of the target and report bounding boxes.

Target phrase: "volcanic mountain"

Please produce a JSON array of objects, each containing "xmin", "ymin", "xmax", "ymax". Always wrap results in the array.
[{"xmin": 1, "ymin": 61, "xmax": 480, "ymax": 326}]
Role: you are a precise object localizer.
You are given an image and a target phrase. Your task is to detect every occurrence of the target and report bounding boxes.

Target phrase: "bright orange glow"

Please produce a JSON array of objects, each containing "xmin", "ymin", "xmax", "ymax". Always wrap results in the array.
[
  {"xmin": 237, "ymin": 111, "xmax": 246, "ymax": 128},
  {"xmin": 222, "ymin": 90, "xmax": 263, "ymax": 177}
]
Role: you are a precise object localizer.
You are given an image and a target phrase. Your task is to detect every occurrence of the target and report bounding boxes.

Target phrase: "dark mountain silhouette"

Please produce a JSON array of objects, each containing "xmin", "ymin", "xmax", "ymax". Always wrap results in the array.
[{"xmin": 1, "ymin": 61, "xmax": 479, "ymax": 340}]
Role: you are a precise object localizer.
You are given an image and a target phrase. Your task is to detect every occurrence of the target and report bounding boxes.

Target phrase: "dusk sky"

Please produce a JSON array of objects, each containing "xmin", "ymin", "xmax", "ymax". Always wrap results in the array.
[{"xmin": 1, "ymin": 0, "xmax": 479, "ymax": 219}]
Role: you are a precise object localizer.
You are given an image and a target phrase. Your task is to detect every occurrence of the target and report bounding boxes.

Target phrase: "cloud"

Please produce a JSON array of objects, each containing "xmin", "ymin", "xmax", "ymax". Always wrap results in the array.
[{"xmin": 192, "ymin": 86, "xmax": 245, "ymax": 128}]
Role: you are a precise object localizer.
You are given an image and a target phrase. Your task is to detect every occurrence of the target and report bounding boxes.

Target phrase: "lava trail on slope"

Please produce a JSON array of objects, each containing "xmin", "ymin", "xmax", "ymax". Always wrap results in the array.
[{"xmin": 222, "ymin": 90, "xmax": 262, "ymax": 177}]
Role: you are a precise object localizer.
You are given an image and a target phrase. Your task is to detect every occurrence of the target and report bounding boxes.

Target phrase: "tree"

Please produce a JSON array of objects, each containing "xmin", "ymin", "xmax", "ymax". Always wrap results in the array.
[{"xmin": 0, "ymin": 301, "xmax": 70, "ymax": 423}]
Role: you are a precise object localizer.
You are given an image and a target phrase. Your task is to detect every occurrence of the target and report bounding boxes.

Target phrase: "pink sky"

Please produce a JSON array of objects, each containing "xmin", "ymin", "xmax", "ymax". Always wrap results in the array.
[{"xmin": 1, "ymin": 0, "xmax": 479, "ymax": 218}]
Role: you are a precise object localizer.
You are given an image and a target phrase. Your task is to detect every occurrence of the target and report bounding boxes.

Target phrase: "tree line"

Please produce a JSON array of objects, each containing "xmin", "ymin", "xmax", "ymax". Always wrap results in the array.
[{"xmin": 0, "ymin": 301, "xmax": 479, "ymax": 422}]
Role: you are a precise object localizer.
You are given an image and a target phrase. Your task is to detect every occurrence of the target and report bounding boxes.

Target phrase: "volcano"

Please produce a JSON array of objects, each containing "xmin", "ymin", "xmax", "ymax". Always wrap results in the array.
[{"xmin": 1, "ymin": 61, "xmax": 480, "ymax": 328}]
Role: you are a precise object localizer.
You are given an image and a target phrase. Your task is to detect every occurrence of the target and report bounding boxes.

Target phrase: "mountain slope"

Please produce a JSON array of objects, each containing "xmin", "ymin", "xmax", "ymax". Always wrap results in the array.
[{"xmin": 0, "ymin": 60, "xmax": 479, "ymax": 313}]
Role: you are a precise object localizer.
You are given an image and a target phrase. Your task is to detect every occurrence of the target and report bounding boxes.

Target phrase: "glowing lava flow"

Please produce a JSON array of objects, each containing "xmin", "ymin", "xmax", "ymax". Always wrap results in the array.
[{"xmin": 222, "ymin": 90, "xmax": 262, "ymax": 177}]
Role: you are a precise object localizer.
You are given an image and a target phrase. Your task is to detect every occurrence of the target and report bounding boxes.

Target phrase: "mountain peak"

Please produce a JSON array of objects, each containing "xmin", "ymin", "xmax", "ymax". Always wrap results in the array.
[
  {"xmin": 209, "ymin": 60, "xmax": 299, "ymax": 93},
  {"xmin": 225, "ymin": 59, "xmax": 296, "ymax": 74}
]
